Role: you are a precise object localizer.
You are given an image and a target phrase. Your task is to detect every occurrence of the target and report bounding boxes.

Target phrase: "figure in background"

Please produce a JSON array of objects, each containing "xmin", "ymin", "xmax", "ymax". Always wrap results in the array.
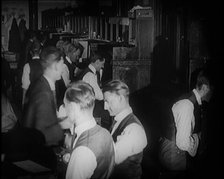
[
  {"xmin": 22, "ymin": 46, "xmax": 64, "ymax": 146},
  {"xmin": 62, "ymin": 81, "xmax": 115, "ymax": 179},
  {"xmin": 77, "ymin": 51, "xmax": 110, "ymax": 128},
  {"xmin": 24, "ymin": 31, "xmax": 39, "ymax": 64},
  {"xmin": 102, "ymin": 80, "xmax": 147, "ymax": 179},
  {"xmin": 56, "ymin": 42, "xmax": 84, "ymax": 109},
  {"xmin": 158, "ymin": 69, "xmax": 213, "ymax": 175},
  {"xmin": 21, "ymin": 40, "xmax": 43, "ymax": 108}
]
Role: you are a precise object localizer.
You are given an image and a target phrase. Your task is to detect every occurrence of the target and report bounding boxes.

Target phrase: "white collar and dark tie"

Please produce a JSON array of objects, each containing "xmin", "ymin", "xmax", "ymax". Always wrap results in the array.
[{"xmin": 111, "ymin": 107, "xmax": 133, "ymax": 135}]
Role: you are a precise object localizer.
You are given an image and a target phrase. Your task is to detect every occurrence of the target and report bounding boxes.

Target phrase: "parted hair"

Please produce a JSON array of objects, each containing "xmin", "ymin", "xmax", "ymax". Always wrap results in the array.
[
  {"xmin": 67, "ymin": 42, "xmax": 84, "ymax": 56},
  {"xmin": 65, "ymin": 80, "xmax": 95, "ymax": 110},
  {"xmin": 90, "ymin": 51, "xmax": 105, "ymax": 63},
  {"xmin": 196, "ymin": 69, "xmax": 211, "ymax": 90},
  {"xmin": 102, "ymin": 80, "xmax": 130, "ymax": 99},
  {"xmin": 40, "ymin": 46, "xmax": 63, "ymax": 70}
]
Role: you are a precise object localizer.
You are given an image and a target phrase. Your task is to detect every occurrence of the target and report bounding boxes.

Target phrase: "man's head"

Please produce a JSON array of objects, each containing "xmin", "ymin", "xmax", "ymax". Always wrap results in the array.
[
  {"xmin": 90, "ymin": 51, "xmax": 105, "ymax": 72},
  {"xmin": 40, "ymin": 46, "xmax": 64, "ymax": 81},
  {"xmin": 195, "ymin": 69, "xmax": 213, "ymax": 102},
  {"xmin": 66, "ymin": 43, "xmax": 84, "ymax": 63},
  {"xmin": 63, "ymin": 80, "xmax": 95, "ymax": 124},
  {"xmin": 102, "ymin": 80, "xmax": 130, "ymax": 116},
  {"xmin": 30, "ymin": 40, "xmax": 42, "ymax": 58}
]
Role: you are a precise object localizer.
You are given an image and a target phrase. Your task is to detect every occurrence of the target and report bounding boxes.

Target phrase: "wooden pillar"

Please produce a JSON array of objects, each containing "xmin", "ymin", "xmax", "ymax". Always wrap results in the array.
[{"xmin": 29, "ymin": 0, "xmax": 38, "ymax": 30}]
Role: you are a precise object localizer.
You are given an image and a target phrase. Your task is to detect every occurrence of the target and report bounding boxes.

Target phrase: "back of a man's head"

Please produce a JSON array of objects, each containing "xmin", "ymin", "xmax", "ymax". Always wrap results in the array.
[
  {"xmin": 40, "ymin": 46, "xmax": 63, "ymax": 70},
  {"xmin": 65, "ymin": 80, "xmax": 95, "ymax": 111},
  {"xmin": 30, "ymin": 40, "xmax": 42, "ymax": 56}
]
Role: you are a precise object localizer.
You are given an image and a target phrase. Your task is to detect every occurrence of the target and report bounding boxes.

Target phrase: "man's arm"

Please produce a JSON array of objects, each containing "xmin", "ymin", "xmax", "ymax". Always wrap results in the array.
[
  {"xmin": 66, "ymin": 146, "xmax": 97, "ymax": 179},
  {"xmin": 114, "ymin": 123, "xmax": 147, "ymax": 164},
  {"xmin": 21, "ymin": 64, "xmax": 30, "ymax": 107},
  {"xmin": 173, "ymin": 100, "xmax": 199, "ymax": 157},
  {"xmin": 34, "ymin": 92, "xmax": 64, "ymax": 145}
]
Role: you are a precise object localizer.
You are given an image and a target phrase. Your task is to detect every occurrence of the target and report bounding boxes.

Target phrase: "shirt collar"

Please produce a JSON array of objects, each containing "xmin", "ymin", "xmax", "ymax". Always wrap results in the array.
[
  {"xmin": 75, "ymin": 118, "xmax": 96, "ymax": 137},
  {"xmin": 193, "ymin": 89, "xmax": 202, "ymax": 105},
  {"xmin": 88, "ymin": 64, "xmax": 96, "ymax": 74},
  {"xmin": 43, "ymin": 75, "xmax": 55, "ymax": 91},
  {"xmin": 114, "ymin": 107, "xmax": 133, "ymax": 123},
  {"xmin": 65, "ymin": 56, "xmax": 72, "ymax": 64},
  {"xmin": 32, "ymin": 56, "xmax": 40, "ymax": 59}
]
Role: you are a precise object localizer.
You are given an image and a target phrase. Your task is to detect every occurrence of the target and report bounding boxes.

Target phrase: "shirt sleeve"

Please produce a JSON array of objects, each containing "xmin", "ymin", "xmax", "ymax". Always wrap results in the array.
[
  {"xmin": 172, "ymin": 100, "xmax": 199, "ymax": 156},
  {"xmin": 21, "ymin": 63, "xmax": 30, "ymax": 90},
  {"xmin": 61, "ymin": 64, "xmax": 70, "ymax": 87},
  {"xmin": 66, "ymin": 146, "xmax": 97, "ymax": 179},
  {"xmin": 114, "ymin": 123, "xmax": 147, "ymax": 164},
  {"xmin": 83, "ymin": 72, "xmax": 103, "ymax": 100}
]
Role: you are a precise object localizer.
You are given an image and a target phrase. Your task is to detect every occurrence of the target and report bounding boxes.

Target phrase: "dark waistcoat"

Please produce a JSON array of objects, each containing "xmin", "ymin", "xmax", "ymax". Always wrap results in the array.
[
  {"xmin": 165, "ymin": 91, "xmax": 201, "ymax": 141},
  {"xmin": 28, "ymin": 59, "xmax": 43, "ymax": 85},
  {"xmin": 111, "ymin": 113, "xmax": 144, "ymax": 179},
  {"xmin": 76, "ymin": 67, "xmax": 101, "ymax": 87},
  {"xmin": 74, "ymin": 125, "xmax": 115, "ymax": 179},
  {"xmin": 64, "ymin": 59, "xmax": 76, "ymax": 82}
]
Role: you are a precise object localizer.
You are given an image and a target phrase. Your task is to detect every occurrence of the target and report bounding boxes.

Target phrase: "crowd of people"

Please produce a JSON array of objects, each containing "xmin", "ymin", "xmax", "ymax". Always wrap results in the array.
[{"xmin": 1, "ymin": 30, "xmax": 215, "ymax": 179}]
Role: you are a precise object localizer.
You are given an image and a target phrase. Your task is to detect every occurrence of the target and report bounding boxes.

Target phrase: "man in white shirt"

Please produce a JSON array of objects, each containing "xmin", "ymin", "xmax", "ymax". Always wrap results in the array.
[
  {"xmin": 78, "ymin": 51, "xmax": 110, "ymax": 128},
  {"xmin": 159, "ymin": 69, "xmax": 212, "ymax": 172},
  {"xmin": 21, "ymin": 40, "xmax": 43, "ymax": 107},
  {"xmin": 62, "ymin": 81, "xmax": 115, "ymax": 179},
  {"xmin": 102, "ymin": 80, "xmax": 147, "ymax": 179},
  {"xmin": 56, "ymin": 42, "xmax": 84, "ymax": 108}
]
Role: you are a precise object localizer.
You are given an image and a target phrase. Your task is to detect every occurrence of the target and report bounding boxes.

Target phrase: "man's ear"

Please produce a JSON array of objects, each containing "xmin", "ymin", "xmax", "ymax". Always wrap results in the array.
[{"xmin": 202, "ymin": 84, "xmax": 209, "ymax": 95}]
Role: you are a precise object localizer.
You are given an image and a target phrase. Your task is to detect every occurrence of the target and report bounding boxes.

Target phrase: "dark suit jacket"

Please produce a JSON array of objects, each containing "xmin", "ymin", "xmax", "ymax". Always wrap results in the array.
[{"xmin": 23, "ymin": 76, "xmax": 64, "ymax": 146}]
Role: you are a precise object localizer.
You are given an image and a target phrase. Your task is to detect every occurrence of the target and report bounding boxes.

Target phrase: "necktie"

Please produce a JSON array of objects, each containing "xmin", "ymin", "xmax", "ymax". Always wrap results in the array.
[
  {"xmin": 110, "ymin": 118, "xmax": 117, "ymax": 133},
  {"xmin": 71, "ymin": 132, "xmax": 77, "ymax": 149},
  {"xmin": 96, "ymin": 71, "xmax": 101, "ymax": 87}
]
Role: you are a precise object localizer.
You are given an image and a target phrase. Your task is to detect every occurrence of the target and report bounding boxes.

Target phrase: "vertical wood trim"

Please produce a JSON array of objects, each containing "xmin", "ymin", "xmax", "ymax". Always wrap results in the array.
[
  {"xmin": 105, "ymin": 18, "xmax": 108, "ymax": 40},
  {"xmin": 100, "ymin": 18, "xmax": 103, "ymax": 38},
  {"xmin": 116, "ymin": 23, "xmax": 119, "ymax": 40},
  {"xmin": 88, "ymin": 16, "xmax": 92, "ymax": 38},
  {"xmin": 94, "ymin": 17, "xmax": 98, "ymax": 35},
  {"xmin": 110, "ymin": 22, "xmax": 113, "ymax": 41}
]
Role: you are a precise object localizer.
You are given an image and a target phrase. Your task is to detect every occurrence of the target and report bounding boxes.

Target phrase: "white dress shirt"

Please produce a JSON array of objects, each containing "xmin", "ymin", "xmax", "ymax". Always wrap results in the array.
[
  {"xmin": 66, "ymin": 119, "xmax": 97, "ymax": 179},
  {"xmin": 111, "ymin": 107, "xmax": 147, "ymax": 164},
  {"xmin": 82, "ymin": 64, "xmax": 103, "ymax": 100},
  {"xmin": 21, "ymin": 56, "xmax": 40, "ymax": 90},
  {"xmin": 172, "ymin": 89, "xmax": 201, "ymax": 157}
]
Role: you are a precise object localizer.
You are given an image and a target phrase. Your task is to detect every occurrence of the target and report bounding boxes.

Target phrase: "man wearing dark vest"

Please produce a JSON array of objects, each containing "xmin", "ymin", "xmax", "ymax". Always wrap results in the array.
[
  {"xmin": 56, "ymin": 42, "xmax": 84, "ymax": 109},
  {"xmin": 159, "ymin": 69, "xmax": 212, "ymax": 173},
  {"xmin": 102, "ymin": 80, "xmax": 147, "ymax": 179},
  {"xmin": 77, "ymin": 51, "xmax": 111, "ymax": 128},
  {"xmin": 21, "ymin": 40, "xmax": 43, "ymax": 107},
  {"xmin": 62, "ymin": 81, "xmax": 115, "ymax": 179}
]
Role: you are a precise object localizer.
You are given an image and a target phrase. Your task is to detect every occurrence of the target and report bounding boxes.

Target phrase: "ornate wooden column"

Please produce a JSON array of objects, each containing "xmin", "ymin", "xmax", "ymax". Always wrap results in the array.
[{"xmin": 29, "ymin": 0, "xmax": 38, "ymax": 30}]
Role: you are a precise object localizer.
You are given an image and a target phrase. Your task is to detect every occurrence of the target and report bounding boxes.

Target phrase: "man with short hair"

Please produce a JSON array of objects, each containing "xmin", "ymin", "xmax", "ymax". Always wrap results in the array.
[
  {"xmin": 21, "ymin": 40, "xmax": 43, "ymax": 107},
  {"xmin": 23, "ymin": 46, "xmax": 64, "ymax": 146},
  {"xmin": 77, "ymin": 51, "xmax": 109, "ymax": 127},
  {"xmin": 63, "ymin": 81, "xmax": 115, "ymax": 179},
  {"xmin": 159, "ymin": 69, "xmax": 213, "ymax": 172},
  {"xmin": 102, "ymin": 80, "xmax": 147, "ymax": 179},
  {"xmin": 56, "ymin": 42, "xmax": 84, "ymax": 108}
]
